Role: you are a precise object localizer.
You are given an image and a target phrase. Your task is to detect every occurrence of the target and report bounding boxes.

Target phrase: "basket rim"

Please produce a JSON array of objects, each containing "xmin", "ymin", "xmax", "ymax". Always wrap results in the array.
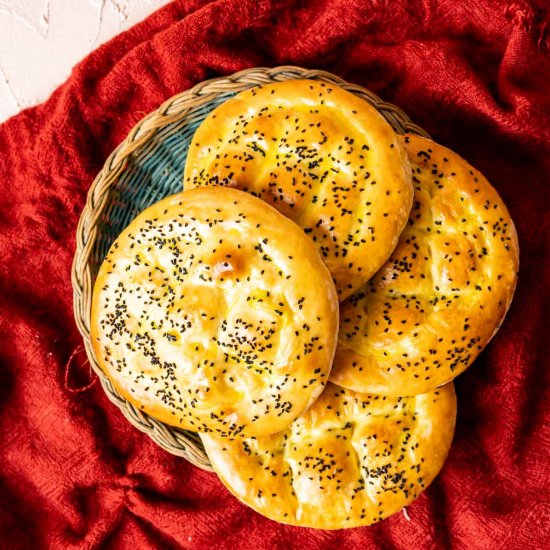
[{"xmin": 71, "ymin": 65, "xmax": 430, "ymax": 472}]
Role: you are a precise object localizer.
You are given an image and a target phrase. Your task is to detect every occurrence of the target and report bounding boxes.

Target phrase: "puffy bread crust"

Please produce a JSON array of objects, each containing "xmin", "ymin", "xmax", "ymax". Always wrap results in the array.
[
  {"xmin": 184, "ymin": 79, "xmax": 413, "ymax": 300},
  {"xmin": 331, "ymin": 135, "xmax": 519, "ymax": 396},
  {"xmin": 201, "ymin": 381, "xmax": 456, "ymax": 529},
  {"xmin": 91, "ymin": 187, "xmax": 338, "ymax": 438}
]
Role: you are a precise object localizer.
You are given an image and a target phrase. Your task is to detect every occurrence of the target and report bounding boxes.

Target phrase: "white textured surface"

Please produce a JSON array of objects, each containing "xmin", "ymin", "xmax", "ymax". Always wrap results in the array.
[{"xmin": 0, "ymin": 0, "xmax": 171, "ymax": 122}]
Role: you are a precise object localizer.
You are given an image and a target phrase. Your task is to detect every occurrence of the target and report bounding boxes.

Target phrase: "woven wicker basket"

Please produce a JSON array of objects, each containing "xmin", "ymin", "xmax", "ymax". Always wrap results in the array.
[{"xmin": 71, "ymin": 66, "xmax": 429, "ymax": 471}]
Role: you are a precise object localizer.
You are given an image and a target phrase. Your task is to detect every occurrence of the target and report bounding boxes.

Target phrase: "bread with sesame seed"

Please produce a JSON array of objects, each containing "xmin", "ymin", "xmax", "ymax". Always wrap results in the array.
[
  {"xmin": 201, "ymin": 381, "xmax": 456, "ymax": 529},
  {"xmin": 184, "ymin": 80, "xmax": 413, "ymax": 300},
  {"xmin": 90, "ymin": 187, "xmax": 339, "ymax": 438},
  {"xmin": 331, "ymin": 135, "xmax": 519, "ymax": 396}
]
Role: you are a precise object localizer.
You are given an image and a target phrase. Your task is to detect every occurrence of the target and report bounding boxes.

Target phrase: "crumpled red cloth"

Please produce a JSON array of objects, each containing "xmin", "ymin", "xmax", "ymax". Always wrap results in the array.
[{"xmin": 1, "ymin": 0, "xmax": 549, "ymax": 548}]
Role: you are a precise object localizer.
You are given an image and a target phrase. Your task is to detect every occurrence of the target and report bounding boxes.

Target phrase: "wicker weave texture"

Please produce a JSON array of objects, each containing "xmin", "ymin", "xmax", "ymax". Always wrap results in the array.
[{"xmin": 71, "ymin": 66, "xmax": 429, "ymax": 471}]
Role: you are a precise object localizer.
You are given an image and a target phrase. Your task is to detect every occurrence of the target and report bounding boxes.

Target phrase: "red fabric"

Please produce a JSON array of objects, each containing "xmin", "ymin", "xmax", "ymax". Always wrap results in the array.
[{"xmin": 1, "ymin": 0, "xmax": 549, "ymax": 548}]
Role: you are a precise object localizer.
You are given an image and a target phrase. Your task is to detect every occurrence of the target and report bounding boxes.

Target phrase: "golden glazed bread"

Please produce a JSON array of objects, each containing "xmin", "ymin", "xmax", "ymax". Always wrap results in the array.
[
  {"xmin": 184, "ymin": 80, "xmax": 413, "ymax": 300},
  {"xmin": 91, "ymin": 187, "xmax": 339, "ymax": 438},
  {"xmin": 331, "ymin": 135, "xmax": 519, "ymax": 396},
  {"xmin": 201, "ymin": 381, "xmax": 456, "ymax": 529}
]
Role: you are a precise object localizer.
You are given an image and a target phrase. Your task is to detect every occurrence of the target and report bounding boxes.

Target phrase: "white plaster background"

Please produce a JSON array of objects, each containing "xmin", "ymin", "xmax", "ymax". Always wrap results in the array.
[{"xmin": 0, "ymin": 0, "xmax": 171, "ymax": 123}]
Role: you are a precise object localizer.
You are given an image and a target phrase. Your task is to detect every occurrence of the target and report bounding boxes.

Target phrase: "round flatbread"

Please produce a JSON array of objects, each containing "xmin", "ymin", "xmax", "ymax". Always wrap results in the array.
[
  {"xmin": 184, "ymin": 79, "xmax": 413, "ymax": 300},
  {"xmin": 91, "ymin": 187, "xmax": 339, "ymax": 438},
  {"xmin": 331, "ymin": 135, "xmax": 519, "ymax": 396},
  {"xmin": 201, "ymin": 381, "xmax": 456, "ymax": 529}
]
